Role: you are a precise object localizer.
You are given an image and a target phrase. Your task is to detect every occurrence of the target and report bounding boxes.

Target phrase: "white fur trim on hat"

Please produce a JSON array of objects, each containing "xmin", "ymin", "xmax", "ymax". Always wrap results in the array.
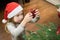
[
  {"xmin": 2, "ymin": 19, "xmax": 7, "ymax": 23},
  {"xmin": 57, "ymin": 8, "xmax": 60, "ymax": 12},
  {"xmin": 7, "ymin": 5, "xmax": 23, "ymax": 18}
]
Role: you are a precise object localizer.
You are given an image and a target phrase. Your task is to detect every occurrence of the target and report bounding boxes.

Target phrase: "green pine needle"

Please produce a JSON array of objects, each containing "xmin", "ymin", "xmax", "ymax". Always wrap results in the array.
[{"xmin": 23, "ymin": 23, "xmax": 60, "ymax": 40}]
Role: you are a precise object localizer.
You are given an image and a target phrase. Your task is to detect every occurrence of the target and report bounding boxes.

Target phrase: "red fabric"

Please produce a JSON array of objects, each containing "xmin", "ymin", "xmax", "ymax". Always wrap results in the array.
[
  {"xmin": 56, "ymin": 26, "xmax": 60, "ymax": 35},
  {"xmin": 58, "ymin": 12, "xmax": 60, "ymax": 18},
  {"xmin": 4, "ymin": 2, "xmax": 20, "ymax": 20}
]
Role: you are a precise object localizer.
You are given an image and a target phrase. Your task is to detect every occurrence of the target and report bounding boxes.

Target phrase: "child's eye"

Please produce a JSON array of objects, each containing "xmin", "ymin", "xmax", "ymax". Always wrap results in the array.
[
  {"xmin": 16, "ymin": 15, "xmax": 19, "ymax": 17},
  {"xmin": 16, "ymin": 14, "xmax": 23, "ymax": 17}
]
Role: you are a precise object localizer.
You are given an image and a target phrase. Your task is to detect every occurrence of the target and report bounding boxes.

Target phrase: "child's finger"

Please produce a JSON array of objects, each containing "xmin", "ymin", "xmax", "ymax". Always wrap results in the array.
[
  {"xmin": 29, "ymin": 13, "xmax": 32, "ymax": 16},
  {"xmin": 35, "ymin": 12, "xmax": 40, "ymax": 16},
  {"xmin": 35, "ymin": 10, "xmax": 39, "ymax": 14},
  {"xmin": 27, "ymin": 12, "xmax": 32, "ymax": 15},
  {"xmin": 29, "ymin": 15, "xmax": 33, "ymax": 18},
  {"xmin": 35, "ymin": 9, "xmax": 39, "ymax": 12},
  {"xmin": 35, "ymin": 11, "xmax": 39, "ymax": 14}
]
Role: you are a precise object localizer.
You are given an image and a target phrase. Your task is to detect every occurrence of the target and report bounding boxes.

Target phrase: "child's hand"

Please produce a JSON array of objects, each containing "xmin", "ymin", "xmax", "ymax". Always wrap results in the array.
[
  {"xmin": 21, "ymin": 9, "xmax": 40, "ymax": 25},
  {"xmin": 23, "ymin": 12, "xmax": 33, "ymax": 23},
  {"xmin": 30, "ymin": 9, "xmax": 40, "ymax": 18},
  {"xmin": 34, "ymin": 9, "xmax": 40, "ymax": 17},
  {"xmin": 30, "ymin": 9, "xmax": 40, "ymax": 23}
]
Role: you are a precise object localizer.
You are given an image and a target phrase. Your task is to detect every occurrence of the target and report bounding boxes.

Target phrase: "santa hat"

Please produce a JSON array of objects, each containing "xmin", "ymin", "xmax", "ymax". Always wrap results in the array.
[{"xmin": 2, "ymin": 2, "xmax": 23, "ymax": 23}]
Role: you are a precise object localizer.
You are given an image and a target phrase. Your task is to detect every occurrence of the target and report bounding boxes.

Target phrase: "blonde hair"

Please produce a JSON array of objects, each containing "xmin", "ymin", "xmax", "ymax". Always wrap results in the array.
[{"xmin": 5, "ymin": 18, "xmax": 14, "ymax": 34}]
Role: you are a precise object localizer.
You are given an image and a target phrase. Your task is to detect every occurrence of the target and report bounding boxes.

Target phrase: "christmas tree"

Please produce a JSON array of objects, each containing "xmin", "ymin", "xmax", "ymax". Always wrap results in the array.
[{"xmin": 23, "ymin": 23, "xmax": 60, "ymax": 40}]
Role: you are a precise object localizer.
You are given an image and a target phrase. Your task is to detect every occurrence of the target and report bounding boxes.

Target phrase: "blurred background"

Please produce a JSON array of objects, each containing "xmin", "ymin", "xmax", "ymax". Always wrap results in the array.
[{"xmin": 0, "ymin": 0, "xmax": 60, "ymax": 40}]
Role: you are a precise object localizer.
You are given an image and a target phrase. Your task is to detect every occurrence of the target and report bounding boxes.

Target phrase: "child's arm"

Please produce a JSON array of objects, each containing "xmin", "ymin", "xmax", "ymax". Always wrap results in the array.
[
  {"xmin": 7, "ymin": 13, "xmax": 33, "ymax": 37},
  {"xmin": 7, "ymin": 21, "xmax": 26, "ymax": 37}
]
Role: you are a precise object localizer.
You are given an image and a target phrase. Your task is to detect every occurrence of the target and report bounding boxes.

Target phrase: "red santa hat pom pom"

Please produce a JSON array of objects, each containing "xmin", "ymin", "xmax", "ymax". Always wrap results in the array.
[{"xmin": 2, "ymin": 19, "xmax": 7, "ymax": 23}]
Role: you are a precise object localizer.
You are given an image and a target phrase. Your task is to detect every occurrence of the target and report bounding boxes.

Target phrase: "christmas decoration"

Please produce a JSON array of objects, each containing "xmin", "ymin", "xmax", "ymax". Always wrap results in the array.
[
  {"xmin": 30, "ymin": 9, "xmax": 36, "ymax": 18},
  {"xmin": 23, "ymin": 23, "xmax": 60, "ymax": 40},
  {"xmin": 29, "ymin": 9, "xmax": 40, "ymax": 23}
]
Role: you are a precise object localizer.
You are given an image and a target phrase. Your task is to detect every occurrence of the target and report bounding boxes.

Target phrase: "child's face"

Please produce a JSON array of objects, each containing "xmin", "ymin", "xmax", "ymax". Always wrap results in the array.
[{"xmin": 13, "ymin": 11, "xmax": 23, "ymax": 23}]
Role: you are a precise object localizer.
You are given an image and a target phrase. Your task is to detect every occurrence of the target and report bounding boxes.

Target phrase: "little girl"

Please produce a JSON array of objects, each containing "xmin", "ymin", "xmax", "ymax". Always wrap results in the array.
[{"xmin": 2, "ymin": 2, "xmax": 39, "ymax": 40}]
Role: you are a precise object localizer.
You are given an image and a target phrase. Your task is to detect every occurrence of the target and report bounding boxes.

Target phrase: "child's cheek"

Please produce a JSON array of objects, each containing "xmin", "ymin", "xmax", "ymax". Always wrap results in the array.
[
  {"xmin": 19, "ymin": 15, "xmax": 23, "ymax": 21},
  {"xmin": 13, "ymin": 17, "xmax": 19, "ymax": 23}
]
